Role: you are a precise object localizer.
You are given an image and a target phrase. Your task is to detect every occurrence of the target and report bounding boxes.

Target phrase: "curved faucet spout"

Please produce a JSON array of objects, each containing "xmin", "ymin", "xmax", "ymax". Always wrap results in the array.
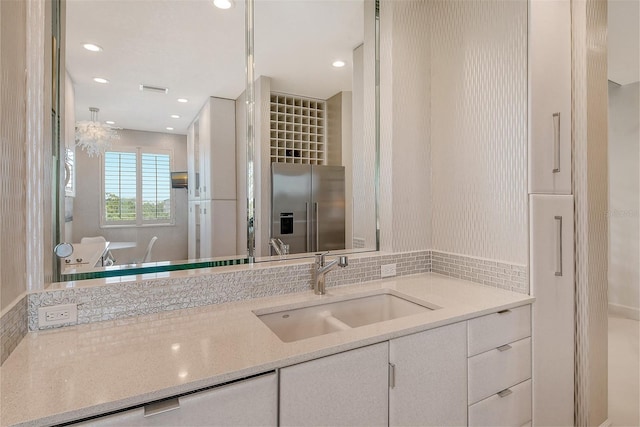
[{"xmin": 314, "ymin": 253, "xmax": 348, "ymax": 295}]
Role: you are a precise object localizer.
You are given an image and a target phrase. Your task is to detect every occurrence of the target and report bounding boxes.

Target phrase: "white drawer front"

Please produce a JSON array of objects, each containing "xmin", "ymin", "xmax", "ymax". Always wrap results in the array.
[
  {"xmin": 469, "ymin": 379, "xmax": 531, "ymax": 427},
  {"xmin": 468, "ymin": 337, "xmax": 531, "ymax": 404},
  {"xmin": 468, "ymin": 305, "xmax": 531, "ymax": 356}
]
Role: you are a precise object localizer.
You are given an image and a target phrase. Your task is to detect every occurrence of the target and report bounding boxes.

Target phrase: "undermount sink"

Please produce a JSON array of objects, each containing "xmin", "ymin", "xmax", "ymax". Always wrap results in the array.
[{"xmin": 254, "ymin": 290, "xmax": 440, "ymax": 342}]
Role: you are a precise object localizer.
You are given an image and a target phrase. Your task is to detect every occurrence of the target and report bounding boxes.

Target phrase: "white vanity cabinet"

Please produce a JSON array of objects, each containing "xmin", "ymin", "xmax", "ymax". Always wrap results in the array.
[
  {"xmin": 279, "ymin": 342, "xmax": 389, "ymax": 426},
  {"xmin": 75, "ymin": 372, "xmax": 277, "ymax": 426},
  {"xmin": 530, "ymin": 195, "xmax": 574, "ymax": 426},
  {"xmin": 467, "ymin": 305, "xmax": 532, "ymax": 427},
  {"xmin": 528, "ymin": 0, "xmax": 572, "ymax": 194},
  {"xmin": 389, "ymin": 322, "xmax": 468, "ymax": 426}
]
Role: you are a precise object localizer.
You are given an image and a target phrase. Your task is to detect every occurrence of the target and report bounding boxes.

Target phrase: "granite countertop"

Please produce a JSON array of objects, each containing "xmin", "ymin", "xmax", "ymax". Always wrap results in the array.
[{"xmin": 0, "ymin": 273, "xmax": 534, "ymax": 427}]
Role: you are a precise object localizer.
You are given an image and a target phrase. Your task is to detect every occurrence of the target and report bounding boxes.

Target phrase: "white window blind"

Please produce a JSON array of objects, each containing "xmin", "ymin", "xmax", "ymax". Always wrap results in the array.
[
  {"xmin": 102, "ymin": 149, "xmax": 173, "ymax": 226},
  {"xmin": 141, "ymin": 153, "xmax": 171, "ymax": 221}
]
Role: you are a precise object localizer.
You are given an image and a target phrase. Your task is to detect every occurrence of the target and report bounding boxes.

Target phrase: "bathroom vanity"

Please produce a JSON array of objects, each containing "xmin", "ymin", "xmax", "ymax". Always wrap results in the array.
[{"xmin": 0, "ymin": 273, "xmax": 533, "ymax": 426}]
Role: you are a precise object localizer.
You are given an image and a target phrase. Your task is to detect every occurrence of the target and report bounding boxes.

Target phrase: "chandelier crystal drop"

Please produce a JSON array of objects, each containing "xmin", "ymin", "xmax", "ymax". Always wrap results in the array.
[{"xmin": 75, "ymin": 107, "xmax": 119, "ymax": 157}]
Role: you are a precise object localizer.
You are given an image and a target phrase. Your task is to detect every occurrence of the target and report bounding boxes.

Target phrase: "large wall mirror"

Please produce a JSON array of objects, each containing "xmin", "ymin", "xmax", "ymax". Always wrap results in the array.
[{"xmin": 57, "ymin": 0, "xmax": 378, "ymax": 281}]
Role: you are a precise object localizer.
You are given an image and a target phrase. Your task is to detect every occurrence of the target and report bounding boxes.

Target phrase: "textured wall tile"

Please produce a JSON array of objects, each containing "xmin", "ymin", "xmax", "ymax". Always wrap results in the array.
[
  {"xmin": 572, "ymin": 0, "xmax": 609, "ymax": 424},
  {"xmin": 430, "ymin": 0, "xmax": 528, "ymax": 264},
  {"xmin": 0, "ymin": 296, "xmax": 28, "ymax": 365},
  {"xmin": 0, "ymin": 0, "xmax": 28, "ymax": 311}
]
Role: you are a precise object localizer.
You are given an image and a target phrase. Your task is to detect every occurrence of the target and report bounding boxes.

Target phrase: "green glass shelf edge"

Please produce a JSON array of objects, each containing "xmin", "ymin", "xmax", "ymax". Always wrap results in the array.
[{"xmin": 60, "ymin": 258, "xmax": 251, "ymax": 282}]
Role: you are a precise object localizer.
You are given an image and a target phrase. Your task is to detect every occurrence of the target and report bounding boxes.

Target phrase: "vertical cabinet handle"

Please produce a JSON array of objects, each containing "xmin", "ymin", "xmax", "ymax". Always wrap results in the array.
[
  {"xmin": 314, "ymin": 202, "xmax": 319, "ymax": 253},
  {"xmin": 389, "ymin": 363, "xmax": 396, "ymax": 389},
  {"xmin": 305, "ymin": 202, "xmax": 311, "ymax": 252},
  {"xmin": 552, "ymin": 112, "xmax": 561, "ymax": 173},
  {"xmin": 555, "ymin": 215, "xmax": 563, "ymax": 277}
]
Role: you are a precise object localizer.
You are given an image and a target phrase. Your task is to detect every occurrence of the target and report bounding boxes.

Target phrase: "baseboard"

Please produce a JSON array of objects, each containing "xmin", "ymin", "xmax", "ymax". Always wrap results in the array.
[
  {"xmin": 608, "ymin": 302, "xmax": 640, "ymax": 320},
  {"xmin": 599, "ymin": 418, "xmax": 612, "ymax": 427}
]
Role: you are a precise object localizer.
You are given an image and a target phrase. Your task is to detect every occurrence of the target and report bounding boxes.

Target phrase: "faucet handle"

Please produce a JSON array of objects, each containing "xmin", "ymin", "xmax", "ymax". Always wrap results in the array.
[{"xmin": 315, "ymin": 251, "xmax": 329, "ymax": 265}]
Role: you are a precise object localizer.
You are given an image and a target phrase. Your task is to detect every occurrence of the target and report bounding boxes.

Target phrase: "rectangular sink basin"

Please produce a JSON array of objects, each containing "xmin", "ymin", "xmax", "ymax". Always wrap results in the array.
[{"xmin": 254, "ymin": 290, "xmax": 439, "ymax": 342}]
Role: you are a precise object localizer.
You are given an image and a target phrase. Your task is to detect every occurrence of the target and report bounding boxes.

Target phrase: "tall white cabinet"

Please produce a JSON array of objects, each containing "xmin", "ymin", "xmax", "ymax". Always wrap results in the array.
[
  {"xmin": 528, "ymin": 1, "xmax": 574, "ymax": 425},
  {"xmin": 187, "ymin": 97, "xmax": 237, "ymax": 259}
]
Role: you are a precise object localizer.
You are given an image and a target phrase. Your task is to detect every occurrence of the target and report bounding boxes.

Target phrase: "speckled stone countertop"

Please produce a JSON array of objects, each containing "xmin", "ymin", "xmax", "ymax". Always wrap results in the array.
[{"xmin": 0, "ymin": 273, "xmax": 534, "ymax": 427}]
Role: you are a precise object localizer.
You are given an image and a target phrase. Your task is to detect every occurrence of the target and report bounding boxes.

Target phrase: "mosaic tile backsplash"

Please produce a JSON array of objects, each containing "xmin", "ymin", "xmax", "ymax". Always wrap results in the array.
[
  {"xmin": 1, "ymin": 296, "xmax": 28, "ymax": 365},
  {"xmin": 0, "ymin": 249, "xmax": 530, "ymax": 364}
]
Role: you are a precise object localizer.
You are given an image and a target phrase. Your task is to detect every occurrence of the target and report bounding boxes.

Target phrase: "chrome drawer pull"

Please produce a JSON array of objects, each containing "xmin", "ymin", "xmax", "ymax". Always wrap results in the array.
[
  {"xmin": 389, "ymin": 363, "xmax": 396, "ymax": 389},
  {"xmin": 555, "ymin": 215, "xmax": 563, "ymax": 277},
  {"xmin": 552, "ymin": 112, "xmax": 561, "ymax": 173},
  {"xmin": 144, "ymin": 398, "xmax": 180, "ymax": 417},
  {"xmin": 498, "ymin": 389, "xmax": 513, "ymax": 398},
  {"xmin": 497, "ymin": 344, "xmax": 512, "ymax": 352},
  {"xmin": 497, "ymin": 309, "xmax": 511, "ymax": 315}
]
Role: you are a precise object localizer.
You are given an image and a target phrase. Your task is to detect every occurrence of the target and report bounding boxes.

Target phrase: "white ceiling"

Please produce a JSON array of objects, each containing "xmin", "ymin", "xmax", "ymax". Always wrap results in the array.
[
  {"xmin": 608, "ymin": 0, "xmax": 640, "ymax": 85},
  {"xmin": 66, "ymin": 0, "xmax": 364, "ymax": 135}
]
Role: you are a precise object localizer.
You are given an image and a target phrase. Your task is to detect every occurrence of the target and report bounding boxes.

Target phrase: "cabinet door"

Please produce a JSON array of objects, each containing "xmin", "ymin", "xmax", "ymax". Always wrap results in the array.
[
  {"xmin": 77, "ymin": 372, "xmax": 277, "ymax": 426},
  {"xmin": 528, "ymin": 0, "xmax": 571, "ymax": 194},
  {"xmin": 530, "ymin": 195, "xmax": 574, "ymax": 426},
  {"xmin": 279, "ymin": 342, "xmax": 388, "ymax": 426},
  {"xmin": 389, "ymin": 322, "xmax": 467, "ymax": 426}
]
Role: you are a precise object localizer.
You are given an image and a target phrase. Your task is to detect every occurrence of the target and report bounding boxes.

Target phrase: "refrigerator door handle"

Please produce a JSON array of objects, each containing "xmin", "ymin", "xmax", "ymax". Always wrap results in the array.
[
  {"xmin": 305, "ymin": 202, "xmax": 311, "ymax": 253},
  {"xmin": 314, "ymin": 202, "xmax": 319, "ymax": 252}
]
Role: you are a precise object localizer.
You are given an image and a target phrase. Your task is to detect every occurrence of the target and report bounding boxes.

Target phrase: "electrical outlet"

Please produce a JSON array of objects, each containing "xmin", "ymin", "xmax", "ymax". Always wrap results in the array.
[
  {"xmin": 380, "ymin": 263, "xmax": 397, "ymax": 278},
  {"xmin": 38, "ymin": 304, "xmax": 78, "ymax": 328}
]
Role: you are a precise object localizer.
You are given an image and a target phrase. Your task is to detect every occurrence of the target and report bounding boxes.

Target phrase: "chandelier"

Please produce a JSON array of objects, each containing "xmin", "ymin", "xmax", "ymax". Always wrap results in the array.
[{"xmin": 75, "ymin": 107, "xmax": 119, "ymax": 157}]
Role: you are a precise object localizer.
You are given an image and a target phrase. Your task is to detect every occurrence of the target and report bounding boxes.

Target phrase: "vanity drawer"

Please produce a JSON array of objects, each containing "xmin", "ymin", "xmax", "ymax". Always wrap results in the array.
[
  {"xmin": 468, "ymin": 379, "xmax": 531, "ymax": 427},
  {"xmin": 468, "ymin": 337, "xmax": 531, "ymax": 404},
  {"xmin": 468, "ymin": 305, "xmax": 531, "ymax": 356}
]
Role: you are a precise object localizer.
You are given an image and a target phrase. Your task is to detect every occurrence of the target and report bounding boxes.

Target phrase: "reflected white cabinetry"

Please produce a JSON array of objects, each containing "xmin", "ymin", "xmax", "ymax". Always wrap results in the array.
[
  {"xmin": 467, "ymin": 305, "xmax": 532, "ymax": 427},
  {"xmin": 528, "ymin": 0, "xmax": 571, "ymax": 194},
  {"xmin": 187, "ymin": 97, "xmax": 237, "ymax": 258},
  {"xmin": 279, "ymin": 342, "xmax": 389, "ymax": 426},
  {"xmin": 530, "ymin": 195, "xmax": 574, "ymax": 426},
  {"xmin": 389, "ymin": 322, "xmax": 468, "ymax": 426},
  {"xmin": 76, "ymin": 372, "xmax": 277, "ymax": 426}
]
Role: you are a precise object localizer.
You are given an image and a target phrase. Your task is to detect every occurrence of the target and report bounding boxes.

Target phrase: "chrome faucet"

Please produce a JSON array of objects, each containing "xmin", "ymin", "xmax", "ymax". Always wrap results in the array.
[
  {"xmin": 269, "ymin": 238, "xmax": 289, "ymax": 256},
  {"xmin": 314, "ymin": 252, "xmax": 348, "ymax": 295}
]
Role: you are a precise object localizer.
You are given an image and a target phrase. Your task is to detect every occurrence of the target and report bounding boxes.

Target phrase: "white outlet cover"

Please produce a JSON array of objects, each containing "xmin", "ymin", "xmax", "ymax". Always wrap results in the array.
[
  {"xmin": 381, "ymin": 263, "xmax": 397, "ymax": 278},
  {"xmin": 38, "ymin": 304, "xmax": 78, "ymax": 328}
]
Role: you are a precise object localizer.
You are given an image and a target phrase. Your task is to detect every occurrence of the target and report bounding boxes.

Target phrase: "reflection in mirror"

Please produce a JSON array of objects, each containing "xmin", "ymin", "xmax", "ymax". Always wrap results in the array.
[{"xmin": 59, "ymin": 0, "xmax": 377, "ymax": 279}]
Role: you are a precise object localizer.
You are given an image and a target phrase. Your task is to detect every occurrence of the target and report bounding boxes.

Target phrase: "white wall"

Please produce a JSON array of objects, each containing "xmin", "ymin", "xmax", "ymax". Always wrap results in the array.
[
  {"xmin": 608, "ymin": 81, "xmax": 640, "ymax": 319},
  {"xmin": 72, "ymin": 129, "xmax": 188, "ymax": 263}
]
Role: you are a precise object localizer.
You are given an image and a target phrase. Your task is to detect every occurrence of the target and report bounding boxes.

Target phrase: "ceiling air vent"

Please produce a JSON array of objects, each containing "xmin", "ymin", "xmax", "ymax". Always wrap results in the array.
[{"xmin": 139, "ymin": 84, "xmax": 169, "ymax": 94}]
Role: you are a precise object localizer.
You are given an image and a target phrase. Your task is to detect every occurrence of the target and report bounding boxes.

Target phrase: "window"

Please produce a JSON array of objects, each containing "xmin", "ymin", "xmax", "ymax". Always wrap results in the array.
[
  {"xmin": 64, "ymin": 148, "xmax": 75, "ymax": 197},
  {"xmin": 102, "ymin": 148, "xmax": 173, "ymax": 226}
]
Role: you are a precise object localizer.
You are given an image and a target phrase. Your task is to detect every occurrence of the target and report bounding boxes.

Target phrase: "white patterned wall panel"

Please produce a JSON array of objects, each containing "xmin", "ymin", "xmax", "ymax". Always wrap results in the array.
[
  {"xmin": 572, "ymin": 0, "xmax": 609, "ymax": 424},
  {"xmin": 382, "ymin": 0, "xmax": 432, "ymax": 252},
  {"xmin": 0, "ymin": 0, "xmax": 28, "ymax": 311},
  {"xmin": 430, "ymin": 0, "xmax": 528, "ymax": 265}
]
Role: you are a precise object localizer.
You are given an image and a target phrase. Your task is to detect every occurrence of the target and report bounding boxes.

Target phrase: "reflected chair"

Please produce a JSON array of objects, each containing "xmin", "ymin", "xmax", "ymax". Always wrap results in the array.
[{"xmin": 80, "ymin": 236, "xmax": 115, "ymax": 266}]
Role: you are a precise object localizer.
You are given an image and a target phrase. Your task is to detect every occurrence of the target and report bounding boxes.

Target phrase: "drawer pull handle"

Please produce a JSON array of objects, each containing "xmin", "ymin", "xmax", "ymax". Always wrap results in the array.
[
  {"xmin": 497, "ymin": 344, "xmax": 512, "ymax": 352},
  {"xmin": 144, "ymin": 398, "xmax": 180, "ymax": 417},
  {"xmin": 498, "ymin": 389, "xmax": 513, "ymax": 398},
  {"xmin": 555, "ymin": 215, "xmax": 563, "ymax": 277},
  {"xmin": 552, "ymin": 112, "xmax": 561, "ymax": 173},
  {"xmin": 389, "ymin": 363, "xmax": 396, "ymax": 389},
  {"xmin": 497, "ymin": 309, "xmax": 511, "ymax": 315}
]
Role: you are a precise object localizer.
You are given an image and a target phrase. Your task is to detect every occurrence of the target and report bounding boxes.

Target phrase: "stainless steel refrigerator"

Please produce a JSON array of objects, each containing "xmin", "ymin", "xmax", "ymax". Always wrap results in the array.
[{"xmin": 271, "ymin": 163, "xmax": 345, "ymax": 255}]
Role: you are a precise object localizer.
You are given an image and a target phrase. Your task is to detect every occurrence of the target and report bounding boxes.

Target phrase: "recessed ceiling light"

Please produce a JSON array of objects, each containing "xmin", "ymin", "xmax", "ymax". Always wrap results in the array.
[
  {"xmin": 177, "ymin": 98, "xmax": 188, "ymax": 103},
  {"xmin": 332, "ymin": 60, "xmax": 346, "ymax": 68},
  {"xmin": 213, "ymin": 0, "xmax": 234, "ymax": 9},
  {"xmin": 83, "ymin": 43, "xmax": 103, "ymax": 52},
  {"xmin": 170, "ymin": 114, "xmax": 180, "ymax": 119},
  {"xmin": 166, "ymin": 127, "xmax": 174, "ymax": 131},
  {"xmin": 105, "ymin": 120, "xmax": 115, "ymax": 125},
  {"xmin": 93, "ymin": 77, "xmax": 109, "ymax": 84}
]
